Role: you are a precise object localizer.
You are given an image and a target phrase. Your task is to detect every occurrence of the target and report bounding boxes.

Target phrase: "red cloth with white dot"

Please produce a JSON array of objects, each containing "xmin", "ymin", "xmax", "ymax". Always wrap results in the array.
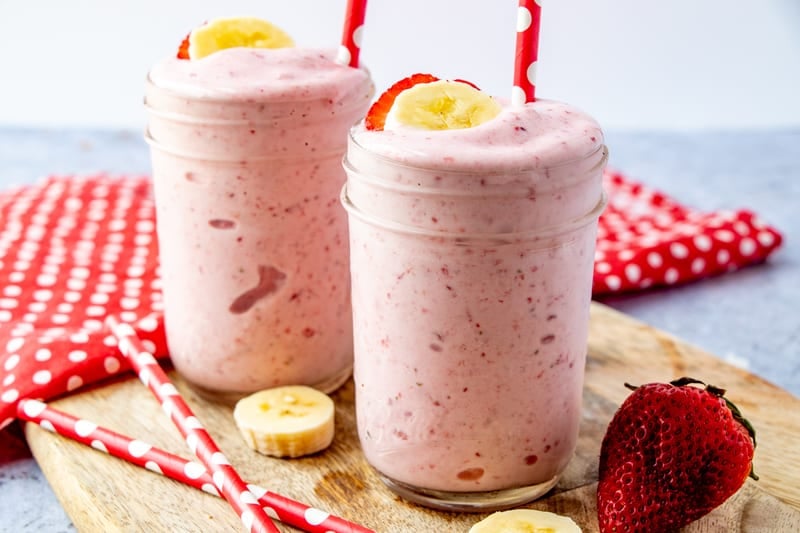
[{"xmin": 0, "ymin": 172, "xmax": 783, "ymax": 430}]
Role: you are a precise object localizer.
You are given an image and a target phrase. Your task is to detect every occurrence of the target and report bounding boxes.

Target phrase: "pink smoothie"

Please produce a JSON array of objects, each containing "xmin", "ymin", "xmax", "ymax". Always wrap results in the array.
[
  {"xmin": 343, "ymin": 99, "xmax": 606, "ymax": 501},
  {"xmin": 145, "ymin": 48, "xmax": 373, "ymax": 397}
]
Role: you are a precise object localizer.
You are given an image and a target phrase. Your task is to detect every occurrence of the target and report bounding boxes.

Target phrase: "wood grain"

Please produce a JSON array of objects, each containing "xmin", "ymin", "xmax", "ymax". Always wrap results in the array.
[{"xmin": 25, "ymin": 303, "xmax": 800, "ymax": 532}]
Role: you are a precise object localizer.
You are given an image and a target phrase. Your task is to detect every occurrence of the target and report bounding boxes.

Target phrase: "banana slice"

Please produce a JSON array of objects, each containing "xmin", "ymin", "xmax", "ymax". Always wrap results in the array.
[
  {"xmin": 188, "ymin": 17, "xmax": 294, "ymax": 60},
  {"xmin": 385, "ymin": 79, "xmax": 501, "ymax": 131},
  {"xmin": 233, "ymin": 385, "xmax": 334, "ymax": 458},
  {"xmin": 469, "ymin": 509, "xmax": 582, "ymax": 533}
]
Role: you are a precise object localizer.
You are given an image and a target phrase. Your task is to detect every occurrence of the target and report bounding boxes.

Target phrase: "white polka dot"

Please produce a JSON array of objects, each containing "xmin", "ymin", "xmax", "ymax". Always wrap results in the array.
[
  {"xmin": 96, "ymin": 282, "xmax": 117, "ymax": 293},
  {"xmin": 4, "ymin": 354, "xmax": 20, "ymax": 371},
  {"xmin": 304, "ymin": 508, "xmax": 330, "ymax": 526},
  {"xmin": 664, "ymin": 268, "xmax": 679, "ymax": 284},
  {"xmin": 103, "ymin": 335, "xmax": 117, "ymax": 347},
  {"xmin": 90, "ymin": 293, "xmax": 109, "ymax": 305},
  {"xmin": 36, "ymin": 273, "xmax": 57, "ymax": 287},
  {"xmin": 201, "ymin": 483, "xmax": 219, "ymax": 496},
  {"xmin": 69, "ymin": 266, "xmax": 94, "ymax": 280},
  {"xmin": 137, "ymin": 315, "xmax": 159, "ymax": 332},
  {"xmin": 517, "ymin": 6, "xmax": 532, "ymax": 31},
  {"xmin": 160, "ymin": 383, "xmax": 178, "ymax": 396},
  {"xmin": 757, "ymin": 231, "xmax": 775, "ymax": 247},
  {"xmin": 141, "ymin": 339, "xmax": 157, "ymax": 354},
  {"xmin": 3, "ymin": 285, "xmax": 22, "ymax": 297},
  {"xmin": 181, "ymin": 416, "xmax": 201, "ymax": 430},
  {"xmin": 605, "ymin": 275, "xmax": 622, "ymax": 291},
  {"xmin": 669, "ymin": 242, "xmax": 689, "ymax": 259},
  {"xmin": 121, "ymin": 298, "xmax": 140, "ymax": 310},
  {"xmin": 241, "ymin": 511, "xmax": 255, "ymax": 532},
  {"xmin": 647, "ymin": 252, "xmax": 663, "ymax": 268},
  {"xmin": 126, "ymin": 266, "xmax": 145, "ymax": 278},
  {"xmin": 51, "ymin": 314, "xmax": 70, "ymax": 325},
  {"xmin": 145, "ymin": 461, "xmax": 163, "ymax": 474},
  {"xmin": 739, "ymin": 238, "xmax": 756, "ymax": 256},
  {"xmin": 335, "ymin": 45, "xmax": 351, "ymax": 66},
  {"xmin": 714, "ymin": 230, "xmax": 735, "ymax": 243},
  {"xmin": 6, "ymin": 337, "xmax": 24, "ymax": 353},
  {"xmin": 186, "ymin": 433, "xmax": 199, "ymax": 453},
  {"xmin": 40, "ymin": 420, "xmax": 56, "ymax": 432},
  {"xmin": 67, "ymin": 375, "xmax": 83, "ymax": 391},
  {"xmin": 86, "ymin": 306, "xmax": 106, "ymax": 317},
  {"xmin": 0, "ymin": 310, "xmax": 12, "ymax": 322},
  {"xmin": 128, "ymin": 440, "xmax": 152, "ymax": 458},
  {"xmin": 691, "ymin": 258, "xmax": 706, "ymax": 274},
  {"xmin": 32, "ymin": 370, "xmax": 52, "ymax": 385},
  {"xmin": 624, "ymin": 264, "xmax": 641, "ymax": 283},
  {"xmin": 3, "ymin": 374, "xmax": 14, "ymax": 386},
  {"xmin": 693, "ymin": 234, "xmax": 712, "ymax": 252},
  {"xmin": 352, "ymin": 24, "xmax": 364, "ymax": 48},
  {"xmin": 66, "ymin": 278, "xmax": 86, "ymax": 291},
  {"xmin": 33, "ymin": 289, "xmax": 53, "ymax": 302},
  {"xmin": 68, "ymin": 350, "xmax": 88, "ymax": 363},
  {"xmin": 595, "ymin": 261, "xmax": 611, "ymax": 274},
  {"xmin": 734, "ymin": 221, "xmax": 750, "ymax": 236},
  {"xmin": 57, "ymin": 303, "xmax": 74, "ymax": 314},
  {"xmin": 527, "ymin": 61, "xmax": 538, "ymax": 86},
  {"xmin": 120, "ymin": 311, "xmax": 139, "ymax": 322},
  {"xmin": 21, "ymin": 399, "xmax": 46, "ymax": 417},
  {"xmin": 511, "ymin": 85, "xmax": 527, "ymax": 106},
  {"xmin": 1, "ymin": 389, "xmax": 19, "ymax": 403},
  {"xmin": 104, "ymin": 357, "xmax": 121, "ymax": 374},
  {"xmin": 34, "ymin": 348, "xmax": 52, "ymax": 362},
  {"xmin": 69, "ymin": 332, "xmax": 90, "ymax": 344},
  {"xmin": 28, "ymin": 301, "xmax": 47, "ymax": 313},
  {"xmin": 82, "ymin": 319, "xmax": 103, "ymax": 331},
  {"xmin": 64, "ymin": 291, "xmax": 82, "ymax": 303},
  {"xmin": 239, "ymin": 490, "xmax": 258, "ymax": 506},
  {"xmin": 91, "ymin": 440, "xmax": 108, "ymax": 453},
  {"xmin": 618, "ymin": 249, "xmax": 635, "ymax": 262},
  {"xmin": 211, "ymin": 452, "xmax": 229, "ymax": 465},
  {"xmin": 213, "ymin": 471, "xmax": 226, "ymax": 490},
  {"xmin": 0, "ymin": 298, "xmax": 19, "ymax": 310},
  {"xmin": 75, "ymin": 420, "xmax": 97, "ymax": 437}
]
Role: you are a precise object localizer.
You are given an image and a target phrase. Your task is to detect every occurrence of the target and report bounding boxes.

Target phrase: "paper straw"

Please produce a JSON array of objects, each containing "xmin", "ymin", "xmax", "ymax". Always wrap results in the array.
[
  {"xmin": 512, "ymin": 0, "xmax": 542, "ymax": 105},
  {"xmin": 17, "ymin": 399, "xmax": 374, "ymax": 533},
  {"xmin": 335, "ymin": 0, "xmax": 368, "ymax": 67},
  {"xmin": 105, "ymin": 317, "xmax": 278, "ymax": 533}
]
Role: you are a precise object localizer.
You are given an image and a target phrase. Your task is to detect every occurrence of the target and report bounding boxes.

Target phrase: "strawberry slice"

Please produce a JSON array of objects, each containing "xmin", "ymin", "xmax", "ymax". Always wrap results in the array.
[
  {"xmin": 365, "ymin": 73, "xmax": 439, "ymax": 131},
  {"xmin": 176, "ymin": 32, "xmax": 191, "ymax": 60}
]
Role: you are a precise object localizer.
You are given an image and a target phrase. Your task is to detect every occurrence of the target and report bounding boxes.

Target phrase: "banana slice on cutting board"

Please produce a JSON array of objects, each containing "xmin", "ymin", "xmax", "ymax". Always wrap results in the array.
[
  {"xmin": 233, "ymin": 385, "xmax": 335, "ymax": 458},
  {"xmin": 469, "ymin": 509, "xmax": 582, "ymax": 533}
]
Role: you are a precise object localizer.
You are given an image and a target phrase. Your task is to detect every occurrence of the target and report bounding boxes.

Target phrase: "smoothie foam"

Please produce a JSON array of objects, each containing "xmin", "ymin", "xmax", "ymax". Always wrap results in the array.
[
  {"xmin": 344, "ymin": 99, "xmax": 606, "ymax": 497},
  {"xmin": 146, "ymin": 47, "xmax": 373, "ymax": 396}
]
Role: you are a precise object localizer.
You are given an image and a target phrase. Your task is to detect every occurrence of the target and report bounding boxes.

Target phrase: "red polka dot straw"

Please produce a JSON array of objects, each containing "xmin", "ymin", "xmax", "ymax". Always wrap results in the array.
[
  {"xmin": 106, "ymin": 316, "xmax": 279, "ymax": 533},
  {"xmin": 512, "ymin": 0, "xmax": 542, "ymax": 105},
  {"xmin": 0, "ymin": 172, "xmax": 784, "ymax": 429},
  {"xmin": 17, "ymin": 398, "xmax": 374, "ymax": 533},
  {"xmin": 336, "ymin": 0, "xmax": 368, "ymax": 67}
]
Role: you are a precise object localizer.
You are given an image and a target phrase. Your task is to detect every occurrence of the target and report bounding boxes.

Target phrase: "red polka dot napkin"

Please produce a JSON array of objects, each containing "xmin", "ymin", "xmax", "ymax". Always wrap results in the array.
[
  {"xmin": 0, "ymin": 176, "xmax": 167, "ymax": 430},
  {"xmin": 0, "ymin": 172, "xmax": 783, "ymax": 431},
  {"xmin": 593, "ymin": 171, "xmax": 782, "ymax": 294}
]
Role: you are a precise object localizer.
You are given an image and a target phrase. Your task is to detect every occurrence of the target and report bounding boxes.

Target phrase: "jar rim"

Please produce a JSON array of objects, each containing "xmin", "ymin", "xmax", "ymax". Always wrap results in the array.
[
  {"xmin": 340, "ymin": 183, "xmax": 607, "ymax": 241},
  {"xmin": 347, "ymin": 127, "xmax": 608, "ymax": 176}
]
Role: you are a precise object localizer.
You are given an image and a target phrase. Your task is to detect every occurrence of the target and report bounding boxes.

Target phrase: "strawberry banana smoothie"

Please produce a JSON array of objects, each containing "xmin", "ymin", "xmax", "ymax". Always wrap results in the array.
[
  {"xmin": 145, "ymin": 42, "xmax": 373, "ymax": 398},
  {"xmin": 342, "ymin": 81, "xmax": 607, "ymax": 510}
]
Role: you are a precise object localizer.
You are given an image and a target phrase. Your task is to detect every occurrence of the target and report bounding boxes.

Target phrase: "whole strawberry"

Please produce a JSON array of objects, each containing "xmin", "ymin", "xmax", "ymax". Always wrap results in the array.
[{"xmin": 597, "ymin": 377, "xmax": 757, "ymax": 532}]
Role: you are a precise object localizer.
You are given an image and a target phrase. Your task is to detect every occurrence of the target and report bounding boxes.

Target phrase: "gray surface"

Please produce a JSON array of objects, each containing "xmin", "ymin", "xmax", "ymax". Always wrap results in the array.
[{"xmin": 0, "ymin": 127, "xmax": 798, "ymax": 531}]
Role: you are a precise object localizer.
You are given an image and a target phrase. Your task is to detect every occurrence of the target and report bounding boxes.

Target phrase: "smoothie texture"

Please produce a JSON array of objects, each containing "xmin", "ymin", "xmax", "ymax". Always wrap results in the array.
[
  {"xmin": 343, "ymin": 95, "xmax": 606, "ymax": 500},
  {"xmin": 146, "ymin": 46, "xmax": 373, "ymax": 396}
]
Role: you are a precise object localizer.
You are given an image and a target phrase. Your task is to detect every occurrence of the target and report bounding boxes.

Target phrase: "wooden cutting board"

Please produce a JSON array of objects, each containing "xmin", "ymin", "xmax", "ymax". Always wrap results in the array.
[{"xmin": 25, "ymin": 303, "xmax": 800, "ymax": 532}]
